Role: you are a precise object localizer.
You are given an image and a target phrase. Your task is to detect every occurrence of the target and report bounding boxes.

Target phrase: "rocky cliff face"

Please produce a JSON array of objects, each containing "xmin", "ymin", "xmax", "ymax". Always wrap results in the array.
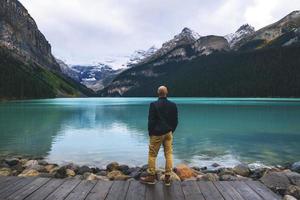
[
  {"xmin": 233, "ymin": 11, "xmax": 300, "ymax": 50},
  {"xmin": 0, "ymin": 0, "xmax": 59, "ymax": 70},
  {"xmin": 193, "ymin": 35, "xmax": 230, "ymax": 55},
  {"xmin": 225, "ymin": 24, "xmax": 255, "ymax": 49}
]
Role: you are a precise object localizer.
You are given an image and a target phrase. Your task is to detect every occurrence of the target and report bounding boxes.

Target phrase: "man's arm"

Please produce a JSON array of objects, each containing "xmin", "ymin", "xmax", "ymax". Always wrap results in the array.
[
  {"xmin": 148, "ymin": 102, "xmax": 156, "ymax": 133},
  {"xmin": 172, "ymin": 104, "xmax": 178, "ymax": 132}
]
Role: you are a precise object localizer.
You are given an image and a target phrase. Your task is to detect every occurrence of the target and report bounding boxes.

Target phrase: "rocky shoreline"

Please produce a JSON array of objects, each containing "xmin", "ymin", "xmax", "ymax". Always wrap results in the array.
[{"xmin": 0, "ymin": 157, "xmax": 300, "ymax": 199}]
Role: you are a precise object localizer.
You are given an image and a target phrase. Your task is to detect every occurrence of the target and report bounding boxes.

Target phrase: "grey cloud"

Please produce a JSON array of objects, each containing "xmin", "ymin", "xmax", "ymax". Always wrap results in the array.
[{"xmin": 19, "ymin": 0, "xmax": 300, "ymax": 67}]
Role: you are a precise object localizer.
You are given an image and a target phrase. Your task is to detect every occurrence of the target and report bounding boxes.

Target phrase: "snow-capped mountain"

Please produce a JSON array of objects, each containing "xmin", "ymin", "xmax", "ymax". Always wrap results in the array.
[
  {"xmin": 225, "ymin": 24, "xmax": 255, "ymax": 49},
  {"xmin": 56, "ymin": 60, "xmax": 123, "ymax": 92},
  {"xmin": 126, "ymin": 46, "xmax": 158, "ymax": 67}
]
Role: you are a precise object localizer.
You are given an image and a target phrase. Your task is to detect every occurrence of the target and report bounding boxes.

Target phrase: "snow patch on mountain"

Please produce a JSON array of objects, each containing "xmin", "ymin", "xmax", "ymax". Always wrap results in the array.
[{"xmin": 225, "ymin": 24, "xmax": 255, "ymax": 48}]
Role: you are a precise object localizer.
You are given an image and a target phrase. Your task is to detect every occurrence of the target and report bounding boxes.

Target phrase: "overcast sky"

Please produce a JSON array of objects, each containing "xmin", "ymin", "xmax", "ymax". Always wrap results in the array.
[{"xmin": 20, "ymin": 0, "xmax": 300, "ymax": 68}]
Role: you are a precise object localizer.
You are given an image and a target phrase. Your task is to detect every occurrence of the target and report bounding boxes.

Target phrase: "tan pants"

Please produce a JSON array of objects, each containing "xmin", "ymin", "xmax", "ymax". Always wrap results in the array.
[{"xmin": 147, "ymin": 131, "xmax": 173, "ymax": 176}]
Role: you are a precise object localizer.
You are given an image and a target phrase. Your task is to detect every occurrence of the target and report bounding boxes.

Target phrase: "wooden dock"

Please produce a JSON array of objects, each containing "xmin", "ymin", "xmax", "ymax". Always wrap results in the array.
[{"xmin": 0, "ymin": 176, "xmax": 281, "ymax": 200}]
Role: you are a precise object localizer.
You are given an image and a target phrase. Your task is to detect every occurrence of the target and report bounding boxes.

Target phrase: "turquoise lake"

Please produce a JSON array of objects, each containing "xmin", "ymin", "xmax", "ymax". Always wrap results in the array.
[{"xmin": 0, "ymin": 98, "xmax": 300, "ymax": 168}]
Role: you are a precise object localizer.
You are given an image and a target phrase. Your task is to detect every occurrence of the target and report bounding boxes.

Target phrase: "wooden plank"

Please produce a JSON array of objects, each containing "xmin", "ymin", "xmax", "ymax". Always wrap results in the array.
[
  {"xmin": 64, "ymin": 180, "xmax": 96, "ymax": 200},
  {"xmin": 0, "ymin": 177, "xmax": 36, "ymax": 198},
  {"xmin": 24, "ymin": 178, "xmax": 65, "ymax": 200},
  {"xmin": 213, "ymin": 182, "xmax": 235, "ymax": 200},
  {"xmin": 197, "ymin": 181, "xmax": 224, "ymax": 200},
  {"xmin": 245, "ymin": 181, "xmax": 281, "ymax": 200},
  {"xmin": 163, "ymin": 181, "xmax": 185, "ymax": 200},
  {"xmin": 181, "ymin": 180, "xmax": 205, "ymax": 200},
  {"xmin": 6, "ymin": 177, "xmax": 51, "ymax": 200},
  {"xmin": 44, "ymin": 179, "xmax": 81, "ymax": 200},
  {"xmin": 0, "ymin": 176, "xmax": 11, "ymax": 185},
  {"xmin": 145, "ymin": 181, "xmax": 165, "ymax": 200},
  {"xmin": 85, "ymin": 181, "xmax": 113, "ymax": 200},
  {"xmin": 106, "ymin": 181, "xmax": 130, "ymax": 200},
  {"xmin": 217, "ymin": 182, "xmax": 245, "ymax": 200},
  {"xmin": 125, "ymin": 180, "xmax": 146, "ymax": 200},
  {"xmin": 0, "ymin": 176, "xmax": 21, "ymax": 189},
  {"xmin": 229, "ymin": 181, "xmax": 263, "ymax": 200}
]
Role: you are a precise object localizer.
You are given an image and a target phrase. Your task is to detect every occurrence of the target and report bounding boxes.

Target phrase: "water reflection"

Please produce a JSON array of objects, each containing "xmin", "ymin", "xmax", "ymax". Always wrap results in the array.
[{"xmin": 0, "ymin": 98, "xmax": 300, "ymax": 167}]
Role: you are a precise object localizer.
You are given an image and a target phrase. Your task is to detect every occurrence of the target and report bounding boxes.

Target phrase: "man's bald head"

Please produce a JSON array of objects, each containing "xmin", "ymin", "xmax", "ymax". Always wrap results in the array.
[{"xmin": 157, "ymin": 86, "xmax": 168, "ymax": 97}]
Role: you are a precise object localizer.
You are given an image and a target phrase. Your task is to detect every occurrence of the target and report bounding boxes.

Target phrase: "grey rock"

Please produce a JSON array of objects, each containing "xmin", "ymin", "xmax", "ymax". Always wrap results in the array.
[
  {"xmin": 78, "ymin": 165, "xmax": 92, "ymax": 175},
  {"xmin": 37, "ymin": 160, "xmax": 48, "ymax": 166},
  {"xmin": 212, "ymin": 163, "xmax": 221, "ymax": 168},
  {"xmin": 291, "ymin": 162, "xmax": 300, "ymax": 173},
  {"xmin": 286, "ymin": 185, "xmax": 300, "ymax": 199},
  {"xmin": 117, "ymin": 165, "xmax": 130, "ymax": 175},
  {"xmin": 96, "ymin": 171, "xmax": 108, "ymax": 176},
  {"xmin": 27, "ymin": 164, "xmax": 47, "ymax": 173},
  {"xmin": 233, "ymin": 164, "xmax": 251, "ymax": 177},
  {"xmin": 106, "ymin": 162, "xmax": 119, "ymax": 172},
  {"xmin": 191, "ymin": 166, "xmax": 201, "ymax": 171},
  {"xmin": 4, "ymin": 158, "xmax": 19, "ymax": 166},
  {"xmin": 141, "ymin": 164, "xmax": 148, "ymax": 171},
  {"xmin": 91, "ymin": 167, "xmax": 101, "ymax": 174},
  {"xmin": 283, "ymin": 195, "xmax": 297, "ymax": 200},
  {"xmin": 285, "ymin": 171, "xmax": 300, "ymax": 186},
  {"xmin": 65, "ymin": 163, "xmax": 79, "ymax": 173},
  {"xmin": 54, "ymin": 166, "xmax": 67, "ymax": 178},
  {"xmin": 260, "ymin": 172, "xmax": 291, "ymax": 195}
]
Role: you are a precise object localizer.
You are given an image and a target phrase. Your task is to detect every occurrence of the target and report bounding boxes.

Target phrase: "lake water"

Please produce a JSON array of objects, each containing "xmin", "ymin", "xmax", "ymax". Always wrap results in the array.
[{"xmin": 0, "ymin": 98, "xmax": 300, "ymax": 168}]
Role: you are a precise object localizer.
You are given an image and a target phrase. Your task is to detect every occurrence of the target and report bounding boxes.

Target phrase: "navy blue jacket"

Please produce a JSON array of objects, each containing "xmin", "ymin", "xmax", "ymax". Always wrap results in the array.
[{"xmin": 148, "ymin": 97, "xmax": 178, "ymax": 136}]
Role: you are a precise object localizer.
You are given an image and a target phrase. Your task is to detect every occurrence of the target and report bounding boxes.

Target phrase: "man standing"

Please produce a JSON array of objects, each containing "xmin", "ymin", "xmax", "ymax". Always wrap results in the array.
[{"xmin": 140, "ymin": 86, "xmax": 178, "ymax": 186}]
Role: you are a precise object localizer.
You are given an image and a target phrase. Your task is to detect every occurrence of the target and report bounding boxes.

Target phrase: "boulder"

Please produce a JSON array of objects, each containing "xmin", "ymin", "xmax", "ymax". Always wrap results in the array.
[
  {"xmin": 37, "ymin": 160, "xmax": 48, "ymax": 166},
  {"xmin": 141, "ymin": 164, "xmax": 148, "ymax": 171},
  {"xmin": 174, "ymin": 164, "xmax": 197, "ymax": 180},
  {"xmin": 4, "ymin": 158, "xmax": 19, "ymax": 166},
  {"xmin": 107, "ymin": 170, "xmax": 129, "ymax": 180},
  {"xmin": 18, "ymin": 169, "xmax": 39, "ymax": 177},
  {"xmin": 107, "ymin": 170, "xmax": 122, "ymax": 180},
  {"xmin": 212, "ymin": 163, "xmax": 221, "ymax": 168},
  {"xmin": 218, "ymin": 168, "xmax": 235, "ymax": 176},
  {"xmin": 128, "ymin": 167, "xmax": 142, "ymax": 179},
  {"xmin": 65, "ymin": 163, "xmax": 79, "ymax": 173},
  {"xmin": 11, "ymin": 163, "xmax": 25, "ymax": 174},
  {"xmin": 260, "ymin": 172, "xmax": 291, "ymax": 194},
  {"xmin": 283, "ymin": 195, "xmax": 298, "ymax": 200},
  {"xmin": 78, "ymin": 166, "xmax": 92, "ymax": 175},
  {"xmin": 284, "ymin": 172, "xmax": 300, "ymax": 186},
  {"xmin": 0, "ymin": 168, "xmax": 12, "ymax": 176},
  {"xmin": 91, "ymin": 167, "xmax": 101, "ymax": 174},
  {"xmin": 291, "ymin": 162, "xmax": 300, "ymax": 173},
  {"xmin": 106, "ymin": 162, "xmax": 119, "ymax": 172},
  {"xmin": 97, "ymin": 170, "xmax": 108, "ymax": 176},
  {"xmin": 286, "ymin": 185, "xmax": 300, "ymax": 199},
  {"xmin": 191, "ymin": 166, "xmax": 201, "ymax": 171},
  {"xmin": 197, "ymin": 173, "xmax": 219, "ymax": 181},
  {"xmin": 27, "ymin": 164, "xmax": 47, "ymax": 173},
  {"xmin": 85, "ymin": 173, "xmax": 109, "ymax": 181},
  {"xmin": 250, "ymin": 168, "xmax": 268, "ymax": 180},
  {"xmin": 45, "ymin": 164, "xmax": 57, "ymax": 173},
  {"xmin": 66, "ymin": 169, "xmax": 76, "ymax": 177},
  {"xmin": 54, "ymin": 166, "xmax": 67, "ymax": 178},
  {"xmin": 233, "ymin": 164, "xmax": 251, "ymax": 177},
  {"xmin": 117, "ymin": 165, "xmax": 130, "ymax": 175},
  {"xmin": 159, "ymin": 172, "xmax": 181, "ymax": 181},
  {"xmin": 49, "ymin": 166, "xmax": 60, "ymax": 174},
  {"xmin": 24, "ymin": 160, "xmax": 39, "ymax": 168}
]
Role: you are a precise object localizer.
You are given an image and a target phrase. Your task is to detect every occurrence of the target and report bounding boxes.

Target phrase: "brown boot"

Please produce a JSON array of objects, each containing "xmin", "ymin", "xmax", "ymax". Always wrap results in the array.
[
  {"xmin": 140, "ymin": 174, "xmax": 156, "ymax": 185},
  {"xmin": 165, "ymin": 175, "xmax": 171, "ymax": 186}
]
